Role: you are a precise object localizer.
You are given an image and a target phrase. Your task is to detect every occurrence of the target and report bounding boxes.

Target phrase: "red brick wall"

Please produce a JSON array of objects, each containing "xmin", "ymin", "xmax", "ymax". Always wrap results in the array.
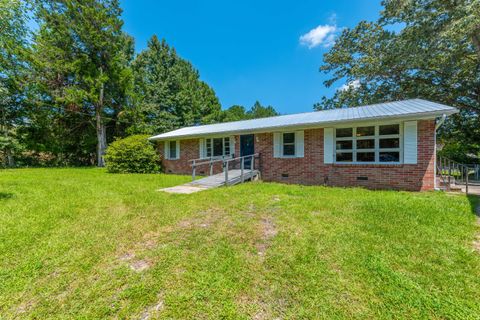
[
  {"xmin": 158, "ymin": 120, "xmax": 436, "ymax": 191},
  {"xmin": 157, "ymin": 139, "xmax": 225, "ymax": 176}
]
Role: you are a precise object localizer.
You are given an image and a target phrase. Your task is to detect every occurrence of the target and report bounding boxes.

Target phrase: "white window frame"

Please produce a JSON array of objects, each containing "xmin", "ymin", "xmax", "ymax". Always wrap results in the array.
[
  {"xmin": 204, "ymin": 136, "xmax": 232, "ymax": 159},
  {"xmin": 334, "ymin": 123, "xmax": 403, "ymax": 164},
  {"xmin": 281, "ymin": 132, "xmax": 296, "ymax": 157},
  {"xmin": 165, "ymin": 140, "xmax": 180, "ymax": 160}
]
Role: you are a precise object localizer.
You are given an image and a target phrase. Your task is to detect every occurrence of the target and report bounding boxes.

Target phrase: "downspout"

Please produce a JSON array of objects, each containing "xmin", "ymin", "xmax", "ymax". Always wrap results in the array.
[{"xmin": 434, "ymin": 114, "xmax": 447, "ymax": 190}]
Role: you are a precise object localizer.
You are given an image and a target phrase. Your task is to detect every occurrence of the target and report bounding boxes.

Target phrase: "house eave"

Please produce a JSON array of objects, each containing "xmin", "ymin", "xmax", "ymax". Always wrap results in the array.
[{"xmin": 148, "ymin": 110, "xmax": 456, "ymax": 141}]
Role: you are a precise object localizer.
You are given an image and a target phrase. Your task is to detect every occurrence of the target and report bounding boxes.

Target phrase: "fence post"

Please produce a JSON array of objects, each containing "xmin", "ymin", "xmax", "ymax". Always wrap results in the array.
[{"xmin": 192, "ymin": 160, "xmax": 196, "ymax": 181}]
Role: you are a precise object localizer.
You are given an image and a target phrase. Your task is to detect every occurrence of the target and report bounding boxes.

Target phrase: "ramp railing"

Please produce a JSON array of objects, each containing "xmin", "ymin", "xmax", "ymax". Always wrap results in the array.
[
  {"xmin": 437, "ymin": 156, "xmax": 479, "ymax": 194},
  {"xmin": 189, "ymin": 153, "xmax": 260, "ymax": 184}
]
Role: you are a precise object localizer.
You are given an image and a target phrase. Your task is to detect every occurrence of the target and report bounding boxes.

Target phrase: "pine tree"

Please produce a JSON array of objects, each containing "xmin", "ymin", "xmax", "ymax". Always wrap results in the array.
[
  {"xmin": 0, "ymin": 0, "xmax": 30, "ymax": 167},
  {"xmin": 31, "ymin": 0, "xmax": 133, "ymax": 166},
  {"xmin": 129, "ymin": 35, "xmax": 221, "ymax": 134}
]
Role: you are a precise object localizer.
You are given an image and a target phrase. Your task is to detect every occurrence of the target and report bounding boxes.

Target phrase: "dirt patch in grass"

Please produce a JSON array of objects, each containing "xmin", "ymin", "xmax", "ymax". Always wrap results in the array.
[
  {"xmin": 237, "ymin": 294, "xmax": 274, "ymax": 320},
  {"xmin": 256, "ymin": 217, "xmax": 277, "ymax": 257},
  {"xmin": 139, "ymin": 294, "xmax": 164, "ymax": 320},
  {"xmin": 130, "ymin": 260, "xmax": 151, "ymax": 272},
  {"xmin": 117, "ymin": 251, "xmax": 151, "ymax": 272},
  {"xmin": 14, "ymin": 299, "xmax": 37, "ymax": 316}
]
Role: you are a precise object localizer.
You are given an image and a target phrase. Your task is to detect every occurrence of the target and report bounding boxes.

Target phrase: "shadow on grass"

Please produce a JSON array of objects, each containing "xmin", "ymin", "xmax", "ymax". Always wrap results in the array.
[
  {"xmin": 467, "ymin": 194, "xmax": 479, "ymax": 217},
  {"xmin": 0, "ymin": 192, "xmax": 14, "ymax": 200}
]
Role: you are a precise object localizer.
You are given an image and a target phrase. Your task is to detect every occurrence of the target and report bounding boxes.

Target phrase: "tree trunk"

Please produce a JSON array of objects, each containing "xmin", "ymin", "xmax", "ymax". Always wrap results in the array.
[
  {"xmin": 1, "ymin": 106, "xmax": 15, "ymax": 167},
  {"xmin": 96, "ymin": 74, "xmax": 107, "ymax": 167},
  {"xmin": 5, "ymin": 148, "xmax": 14, "ymax": 167}
]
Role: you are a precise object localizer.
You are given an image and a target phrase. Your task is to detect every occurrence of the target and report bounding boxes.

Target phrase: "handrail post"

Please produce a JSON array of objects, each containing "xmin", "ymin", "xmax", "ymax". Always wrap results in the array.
[
  {"xmin": 448, "ymin": 159, "xmax": 451, "ymax": 186},
  {"xmin": 224, "ymin": 160, "xmax": 229, "ymax": 185},
  {"xmin": 192, "ymin": 160, "xmax": 196, "ymax": 181},
  {"xmin": 209, "ymin": 158, "xmax": 213, "ymax": 176},
  {"xmin": 251, "ymin": 154, "xmax": 255, "ymax": 171},
  {"xmin": 241, "ymin": 157, "xmax": 244, "ymax": 183}
]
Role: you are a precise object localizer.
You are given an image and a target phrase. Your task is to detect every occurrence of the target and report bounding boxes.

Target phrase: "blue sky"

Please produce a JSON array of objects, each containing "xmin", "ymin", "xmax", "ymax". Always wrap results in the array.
[{"xmin": 120, "ymin": 0, "xmax": 383, "ymax": 114}]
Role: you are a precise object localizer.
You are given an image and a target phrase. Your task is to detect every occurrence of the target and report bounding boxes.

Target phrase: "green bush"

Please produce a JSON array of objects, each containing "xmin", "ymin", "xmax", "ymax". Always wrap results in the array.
[{"xmin": 104, "ymin": 135, "xmax": 160, "ymax": 173}]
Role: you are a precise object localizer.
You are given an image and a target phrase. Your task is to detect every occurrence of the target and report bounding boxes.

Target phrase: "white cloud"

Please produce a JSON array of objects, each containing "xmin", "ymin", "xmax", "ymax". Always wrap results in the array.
[
  {"xmin": 299, "ymin": 24, "xmax": 338, "ymax": 48},
  {"xmin": 339, "ymin": 80, "xmax": 361, "ymax": 92}
]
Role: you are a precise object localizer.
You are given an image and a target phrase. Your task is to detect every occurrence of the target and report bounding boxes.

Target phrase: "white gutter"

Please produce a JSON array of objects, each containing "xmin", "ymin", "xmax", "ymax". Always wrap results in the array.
[{"xmin": 434, "ymin": 114, "xmax": 447, "ymax": 190}]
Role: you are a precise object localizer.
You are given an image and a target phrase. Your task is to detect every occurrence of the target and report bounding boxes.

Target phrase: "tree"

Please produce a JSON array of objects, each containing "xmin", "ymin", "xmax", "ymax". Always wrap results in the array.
[
  {"xmin": 128, "ymin": 35, "xmax": 222, "ymax": 135},
  {"xmin": 221, "ymin": 101, "xmax": 279, "ymax": 122},
  {"xmin": 317, "ymin": 0, "xmax": 480, "ymax": 162},
  {"xmin": 221, "ymin": 105, "xmax": 248, "ymax": 122},
  {"xmin": 31, "ymin": 0, "xmax": 133, "ymax": 166},
  {"xmin": 0, "ymin": 0, "xmax": 30, "ymax": 167},
  {"xmin": 247, "ymin": 101, "xmax": 279, "ymax": 118}
]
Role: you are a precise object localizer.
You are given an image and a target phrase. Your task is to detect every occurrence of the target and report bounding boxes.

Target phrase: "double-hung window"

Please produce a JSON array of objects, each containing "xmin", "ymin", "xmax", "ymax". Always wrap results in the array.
[
  {"xmin": 165, "ymin": 140, "xmax": 180, "ymax": 160},
  {"xmin": 335, "ymin": 124, "xmax": 401, "ymax": 163},
  {"xmin": 205, "ymin": 137, "xmax": 231, "ymax": 158},
  {"xmin": 273, "ymin": 131, "xmax": 304, "ymax": 158},
  {"xmin": 169, "ymin": 141, "xmax": 177, "ymax": 159},
  {"xmin": 282, "ymin": 132, "xmax": 295, "ymax": 156}
]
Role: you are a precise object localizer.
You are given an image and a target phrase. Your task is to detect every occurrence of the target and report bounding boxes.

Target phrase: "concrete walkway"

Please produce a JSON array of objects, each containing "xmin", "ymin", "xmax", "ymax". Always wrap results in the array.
[{"xmin": 159, "ymin": 169, "xmax": 260, "ymax": 194}]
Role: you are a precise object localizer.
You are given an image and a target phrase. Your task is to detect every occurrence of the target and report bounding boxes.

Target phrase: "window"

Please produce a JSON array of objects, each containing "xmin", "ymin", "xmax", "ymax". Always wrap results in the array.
[
  {"xmin": 335, "ymin": 124, "xmax": 401, "ymax": 163},
  {"xmin": 282, "ymin": 132, "xmax": 295, "ymax": 156},
  {"xmin": 166, "ymin": 140, "xmax": 179, "ymax": 160},
  {"xmin": 206, "ymin": 137, "xmax": 231, "ymax": 158}
]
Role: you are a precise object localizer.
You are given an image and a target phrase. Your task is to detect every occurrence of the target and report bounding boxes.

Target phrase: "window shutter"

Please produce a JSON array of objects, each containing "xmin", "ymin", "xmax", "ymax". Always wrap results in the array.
[
  {"xmin": 199, "ymin": 138, "xmax": 205, "ymax": 158},
  {"xmin": 164, "ymin": 141, "xmax": 169, "ymax": 160},
  {"xmin": 229, "ymin": 136, "xmax": 235, "ymax": 156},
  {"xmin": 273, "ymin": 132, "xmax": 281, "ymax": 158},
  {"xmin": 404, "ymin": 121, "xmax": 417, "ymax": 164},
  {"xmin": 324, "ymin": 128, "xmax": 334, "ymax": 164},
  {"xmin": 295, "ymin": 131, "xmax": 304, "ymax": 158},
  {"xmin": 175, "ymin": 141, "xmax": 180, "ymax": 159}
]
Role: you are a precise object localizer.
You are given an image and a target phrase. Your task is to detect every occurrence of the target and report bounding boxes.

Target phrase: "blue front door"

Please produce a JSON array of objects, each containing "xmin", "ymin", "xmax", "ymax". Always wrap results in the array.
[{"xmin": 240, "ymin": 134, "xmax": 255, "ymax": 169}]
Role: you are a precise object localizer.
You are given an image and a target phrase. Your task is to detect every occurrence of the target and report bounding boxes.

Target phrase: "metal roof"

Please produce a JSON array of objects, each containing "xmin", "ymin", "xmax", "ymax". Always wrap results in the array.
[{"xmin": 149, "ymin": 99, "xmax": 458, "ymax": 140}]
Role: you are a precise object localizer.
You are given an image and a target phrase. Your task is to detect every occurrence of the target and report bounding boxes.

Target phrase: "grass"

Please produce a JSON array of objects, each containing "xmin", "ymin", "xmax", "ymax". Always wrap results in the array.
[{"xmin": 1, "ymin": 168, "xmax": 479, "ymax": 319}]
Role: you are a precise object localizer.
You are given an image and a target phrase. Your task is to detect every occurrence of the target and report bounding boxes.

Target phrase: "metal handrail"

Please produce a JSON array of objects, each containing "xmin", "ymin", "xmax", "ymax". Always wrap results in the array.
[
  {"xmin": 190, "ymin": 153, "xmax": 260, "ymax": 182},
  {"xmin": 437, "ymin": 155, "xmax": 471, "ymax": 194}
]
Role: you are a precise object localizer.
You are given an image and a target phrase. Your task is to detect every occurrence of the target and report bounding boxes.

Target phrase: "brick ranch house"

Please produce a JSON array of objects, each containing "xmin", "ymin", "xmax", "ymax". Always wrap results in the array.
[{"xmin": 149, "ymin": 99, "xmax": 458, "ymax": 191}]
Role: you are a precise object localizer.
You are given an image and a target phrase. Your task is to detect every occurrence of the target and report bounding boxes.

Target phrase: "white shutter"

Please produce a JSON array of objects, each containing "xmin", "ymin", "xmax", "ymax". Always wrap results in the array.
[
  {"xmin": 324, "ymin": 128, "xmax": 334, "ymax": 164},
  {"xmin": 199, "ymin": 138, "xmax": 205, "ymax": 158},
  {"xmin": 175, "ymin": 141, "xmax": 180, "ymax": 159},
  {"xmin": 164, "ymin": 141, "xmax": 169, "ymax": 160},
  {"xmin": 404, "ymin": 121, "xmax": 417, "ymax": 164},
  {"xmin": 273, "ymin": 132, "xmax": 281, "ymax": 158},
  {"xmin": 229, "ymin": 136, "xmax": 235, "ymax": 156},
  {"xmin": 295, "ymin": 131, "xmax": 304, "ymax": 158}
]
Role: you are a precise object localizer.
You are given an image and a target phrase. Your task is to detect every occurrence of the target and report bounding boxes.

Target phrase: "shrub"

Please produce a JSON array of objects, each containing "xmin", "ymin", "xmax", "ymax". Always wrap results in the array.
[{"xmin": 104, "ymin": 135, "xmax": 160, "ymax": 173}]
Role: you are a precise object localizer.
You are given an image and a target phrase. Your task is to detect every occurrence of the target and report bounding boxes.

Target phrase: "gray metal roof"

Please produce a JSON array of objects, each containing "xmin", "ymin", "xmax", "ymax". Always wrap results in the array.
[{"xmin": 149, "ymin": 99, "xmax": 458, "ymax": 140}]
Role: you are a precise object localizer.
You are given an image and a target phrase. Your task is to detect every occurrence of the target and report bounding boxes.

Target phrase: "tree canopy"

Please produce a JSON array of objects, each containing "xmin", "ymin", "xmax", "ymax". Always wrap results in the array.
[
  {"xmin": 127, "ymin": 35, "xmax": 222, "ymax": 135},
  {"xmin": 0, "ymin": 0, "xmax": 225, "ymax": 167},
  {"xmin": 221, "ymin": 101, "xmax": 279, "ymax": 122},
  {"xmin": 317, "ymin": 0, "xmax": 480, "ymax": 162}
]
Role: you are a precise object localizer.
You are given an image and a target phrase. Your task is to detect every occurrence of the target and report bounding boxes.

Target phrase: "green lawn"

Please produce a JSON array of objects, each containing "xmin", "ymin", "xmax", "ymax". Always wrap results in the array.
[{"xmin": 1, "ymin": 168, "xmax": 479, "ymax": 319}]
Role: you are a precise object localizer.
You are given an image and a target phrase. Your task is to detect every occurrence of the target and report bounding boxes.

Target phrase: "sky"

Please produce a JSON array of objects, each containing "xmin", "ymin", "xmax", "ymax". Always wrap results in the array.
[{"xmin": 120, "ymin": 0, "xmax": 383, "ymax": 114}]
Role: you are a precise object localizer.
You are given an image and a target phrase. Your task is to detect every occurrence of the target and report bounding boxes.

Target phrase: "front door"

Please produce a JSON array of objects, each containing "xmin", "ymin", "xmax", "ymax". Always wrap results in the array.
[{"xmin": 240, "ymin": 134, "xmax": 255, "ymax": 169}]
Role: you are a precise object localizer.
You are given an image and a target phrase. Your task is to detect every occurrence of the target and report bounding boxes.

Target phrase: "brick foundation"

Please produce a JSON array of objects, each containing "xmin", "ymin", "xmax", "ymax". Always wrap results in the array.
[{"xmin": 157, "ymin": 120, "xmax": 436, "ymax": 191}]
